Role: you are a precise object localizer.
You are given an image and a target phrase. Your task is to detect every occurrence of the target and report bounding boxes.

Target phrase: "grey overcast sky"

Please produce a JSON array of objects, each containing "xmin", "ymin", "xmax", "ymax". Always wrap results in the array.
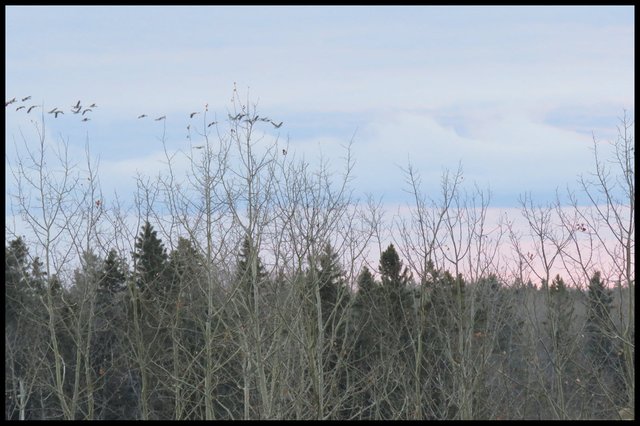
[{"xmin": 5, "ymin": 5, "xmax": 634, "ymax": 212}]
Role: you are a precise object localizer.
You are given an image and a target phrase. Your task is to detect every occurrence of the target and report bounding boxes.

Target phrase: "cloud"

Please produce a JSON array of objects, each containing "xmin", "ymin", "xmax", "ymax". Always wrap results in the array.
[
  {"xmin": 5, "ymin": 6, "xmax": 633, "ymax": 214},
  {"xmin": 347, "ymin": 109, "xmax": 596, "ymax": 205}
]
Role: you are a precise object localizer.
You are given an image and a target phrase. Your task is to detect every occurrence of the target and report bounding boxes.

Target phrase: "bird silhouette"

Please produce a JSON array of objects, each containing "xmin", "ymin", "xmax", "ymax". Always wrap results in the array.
[
  {"xmin": 282, "ymin": 149, "xmax": 287, "ymax": 155},
  {"xmin": 259, "ymin": 116, "xmax": 270, "ymax": 122},
  {"xmin": 16, "ymin": 106, "xmax": 25, "ymax": 111},
  {"xmin": 72, "ymin": 107, "xmax": 82, "ymax": 114},
  {"xmin": 89, "ymin": 103, "xmax": 97, "ymax": 108},
  {"xmin": 48, "ymin": 108, "xmax": 58, "ymax": 114},
  {"xmin": 137, "ymin": 114, "xmax": 147, "ymax": 119},
  {"xmin": 207, "ymin": 121, "xmax": 217, "ymax": 127},
  {"xmin": 193, "ymin": 145, "xmax": 205, "ymax": 149},
  {"xmin": 27, "ymin": 105, "xmax": 39, "ymax": 113},
  {"xmin": 190, "ymin": 112, "xmax": 199, "ymax": 118},
  {"xmin": 21, "ymin": 96, "xmax": 31, "ymax": 102},
  {"xmin": 72, "ymin": 100, "xmax": 81, "ymax": 109},
  {"xmin": 155, "ymin": 116, "xmax": 166, "ymax": 121},
  {"xmin": 271, "ymin": 121, "xmax": 283, "ymax": 128},
  {"xmin": 82, "ymin": 117, "xmax": 90, "ymax": 122},
  {"xmin": 54, "ymin": 111, "xmax": 64, "ymax": 118},
  {"xmin": 6, "ymin": 97, "xmax": 16, "ymax": 106},
  {"xmin": 82, "ymin": 109, "xmax": 92, "ymax": 115}
]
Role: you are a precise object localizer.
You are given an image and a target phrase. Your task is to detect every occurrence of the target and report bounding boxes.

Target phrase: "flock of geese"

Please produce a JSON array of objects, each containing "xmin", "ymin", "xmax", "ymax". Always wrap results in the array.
[
  {"xmin": 7, "ymin": 96, "xmax": 287, "ymax": 154},
  {"xmin": 6, "ymin": 96, "xmax": 97, "ymax": 121},
  {"xmin": 135, "ymin": 111, "xmax": 283, "ymax": 130},
  {"xmin": 6, "ymin": 96, "xmax": 284, "ymax": 129}
]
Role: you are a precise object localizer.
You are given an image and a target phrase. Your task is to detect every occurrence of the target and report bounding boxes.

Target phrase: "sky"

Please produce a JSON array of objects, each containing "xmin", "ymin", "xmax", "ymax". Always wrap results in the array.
[{"xmin": 5, "ymin": 5, "xmax": 634, "ymax": 227}]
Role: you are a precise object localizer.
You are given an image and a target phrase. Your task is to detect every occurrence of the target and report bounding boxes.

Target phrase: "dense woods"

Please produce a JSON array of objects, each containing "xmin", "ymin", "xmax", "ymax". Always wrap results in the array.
[{"xmin": 5, "ymin": 99, "xmax": 634, "ymax": 420}]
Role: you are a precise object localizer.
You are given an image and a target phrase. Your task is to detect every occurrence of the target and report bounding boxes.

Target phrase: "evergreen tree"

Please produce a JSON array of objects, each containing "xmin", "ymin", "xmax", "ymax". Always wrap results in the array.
[
  {"xmin": 356, "ymin": 266, "xmax": 376, "ymax": 295},
  {"xmin": 5, "ymin": 238, "xmax": 51, "ymax": 420},
  {"xmin": 87, "ymin": 249, "xmax": 133, "ymax": 419},
  {"xmin": 350, "ymin": 266, "xmax": 380, "ymax": 419},
  {"xmin": 304, "ymin": 243, "xmax": 350, "ymax": 418},
  {"xmin": 132, "ymin": 221, "xmax": 169, "ymax": 295},
  {"xmin": 169, "ymin": 238, "xmax": 204, "ymax": 279},
  {"xmin": 315, "ymin": 243, "xmax": 348, "ymax": 327},
  {"xmin": 378, "ymin": 243, "xmax": 413, "ymax": 336},
  {"xmin": 100, "ymin": 249, "xmax": 128, "ymax": 295},
  {"xmin": 422, "ymin": 268, "xmax": 459, "ymax": 418},
  {"xmin": 30, "ymin": 256, "xmax": 48, "ymax": 294},
  {"xmin": 130, "ymin": 222, "xmax": 172, "ymax": 419},
  {"xmin": 379, "ymin": 244, "xmax": 411, "ymax": 289},
  {"xmin": 548, "ymin": 274, "xmax": 575, "ymax": 344},
  {"xmin": 373, "ymin": 244, "xmax": 415, "ymax": 418},
  {"xmin": 585, "ymin": 271, "xmax": 615, "ymax": 369},
  {"xmin": 5, "ymin": 237, "xmax": 32, "ymax": 323}
]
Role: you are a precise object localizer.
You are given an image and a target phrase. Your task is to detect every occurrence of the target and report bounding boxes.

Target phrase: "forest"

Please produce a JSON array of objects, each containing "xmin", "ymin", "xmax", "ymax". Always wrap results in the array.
[{"xmin": 4, "ymin": 99, "xmax": 634, "ymax": 420}]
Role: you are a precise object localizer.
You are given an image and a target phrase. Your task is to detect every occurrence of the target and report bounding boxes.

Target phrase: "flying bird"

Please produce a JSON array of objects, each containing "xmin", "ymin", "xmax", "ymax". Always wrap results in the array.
[
  {"xmin": 271, "ymin": 121, "xmax": 283, "ymax": 128},
  {"xmin": 193, "ymin": 145, "xmax": 205, "ymax": 149},
  {"xmin": 72, "ymin": 107, "xmax": 82, "ymax": 114},
  {"xmin": 21, "ymin": 96, "xmax": 31, "ymax": 102},
  {"xmin": 48, "ymin": 108, "xmax": 58, "ymax": 114},
  {"xmin": 190, "ymin": 112, "xmax": 199, "ymax": 118},
  {"xmin": 82, "ymin": 109, "xmax": 92, "ymax": 115},
  {"xmin": 82, "ymin": 117, "xmax": 90, "ymax": 121},
  {"xmin": 282, "ymin": 149, "xmax": 287, "ymax": 155},
  {"xmin": 155, "ymin": 116, "xmax": 166, "ymax": 121},
  {"xmin": 89, "ymin": 103, "xmax": 97, "ymax": 108},
  {"xmin": 73, "ymin": 100, "xmax": 81, "ymax": 109},
  {"xmin": 27, "ymin": 105, "xmax": 39, "ymax": 113},
  {"xmin": 6, "ymin": 97, "xmax": 17, "ymax": 106},
  {"xmin": 137, "ymin": 114, "xmax": 147, "ymax": 119},
  {"xmin": 54, "ymin": 111, "xmax": 64, "ymax": 118},
  {"xmin": 207, "ymin": 121, "xmax": 217, "ymax": 127},
  {"xmin": 16, "ymin": 105, "xmax": 25, "ymax": 111}
]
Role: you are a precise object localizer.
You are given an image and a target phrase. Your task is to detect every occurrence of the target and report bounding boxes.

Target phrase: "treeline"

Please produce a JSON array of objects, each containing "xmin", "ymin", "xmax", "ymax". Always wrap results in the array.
[
  {"xmin": 4, "ymin": 230, "xmax": 631, "ymax": 419},
  {"xmin": 4, "ymin": 99, "xmax": 634, "ymax": 420}
]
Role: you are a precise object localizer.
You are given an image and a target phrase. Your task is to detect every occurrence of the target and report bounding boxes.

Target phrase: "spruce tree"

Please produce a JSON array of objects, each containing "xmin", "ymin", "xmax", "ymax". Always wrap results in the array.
[
  {"xmin": 91, "ymin": 249, "xmax": 132, "ymax": 420},
  {"xmin": 101, "ymin": 249, "xmax": 128, "ymax": 295},
  {"xmin": 5, "ymin": 237, "xmax": 31, "ymax": 323},
  {"xmin": 548, "ymin": 274, "xmax": 574, "ymax": 344},
  {"xmin": 130, "ymin": 222, "xmax": 172, "ymax": 419},
  {"xmin": 375, "ymin": 244, "xmax": 414, "ymax": 418},
  {"xmin": 315, "ymin": 243, "xmax": 348, "ymax": 326},
  {"xmin": 132, "ymin": 221, "xmax": 169, "ymax": 295},
  {"xmin": 585, "ymin": 271, "xmax": 615, "ymax": 369},
  {"xmin": 305, "ymin": 243, "xmax": 350, "ymax": 418},
  {"xmin": 379, "ymin": 244, "xmax": 411, "ymax": 289},
  {"xmin": 350, "ymin": 266, "xmax": 380, "ymax": 419},
  {"xmin": 356, "ymin": 266, "xmax": 376, "ymax": 295}
]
